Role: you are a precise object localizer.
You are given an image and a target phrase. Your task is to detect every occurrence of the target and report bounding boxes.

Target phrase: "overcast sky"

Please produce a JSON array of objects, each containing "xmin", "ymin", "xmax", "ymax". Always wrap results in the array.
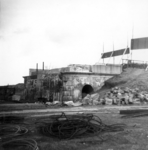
[{"xmin": 1, "ymin": 0, "xmax": 148, "ymax": 85}]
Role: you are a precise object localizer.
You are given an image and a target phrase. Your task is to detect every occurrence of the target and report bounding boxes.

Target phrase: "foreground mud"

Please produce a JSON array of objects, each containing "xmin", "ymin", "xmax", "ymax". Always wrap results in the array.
[{"xmin": 1, "ymin": 106, "xmax": 148, "ymax": 150}]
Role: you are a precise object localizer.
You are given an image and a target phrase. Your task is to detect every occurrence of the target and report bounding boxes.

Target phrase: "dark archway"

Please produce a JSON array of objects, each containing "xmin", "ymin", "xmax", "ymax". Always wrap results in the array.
[{"xmin": 82, "ymin": 84, "xmax": 94, "ymax": 98}]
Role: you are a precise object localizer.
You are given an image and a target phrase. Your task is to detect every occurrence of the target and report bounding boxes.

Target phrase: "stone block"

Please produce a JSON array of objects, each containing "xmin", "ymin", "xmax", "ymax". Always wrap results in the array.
[
  {"xmin": 63, "ymin": 91, "xmax": 71, "ymax": 96},
  {"xmin": 91, "ymin": 93, "xmax": 100, "ymax": 101},
  {"xmin": 65, "ymin": 86, "xmax": 74, "ymax": 91},
  {"xmin": 63, "ymin": 86, "xmax": 67, "ymax": 91},
  {"xmin": 63, "ymin": 96, "xmax": 68, "ymax": 101},
  {"xmin": 66, "ymin": 80, "xmax": 73, "ymax": 86},
  {"xmin": 67, "ymin": 96, "xmax": 73, "ymax": 100},
  {"xmin": 105, "ymin": 97, "xmax": 113, "ymax": 105},
  {"xmin": 70, "ymin": 90, "xmax": 74, "ymax": 96},
  {"xmin": 73, "ymin": 89, "xmax": 81, "ymax": 100},
  {"xmin": 63, "ymin": 96, "xmax": 73, "ymax": 101}
]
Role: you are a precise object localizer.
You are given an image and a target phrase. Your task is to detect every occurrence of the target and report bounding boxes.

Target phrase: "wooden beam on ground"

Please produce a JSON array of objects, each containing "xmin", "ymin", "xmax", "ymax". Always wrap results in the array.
[{"xmin": 120, "ymin": 109, "xmax": 148, "ymax": 115}]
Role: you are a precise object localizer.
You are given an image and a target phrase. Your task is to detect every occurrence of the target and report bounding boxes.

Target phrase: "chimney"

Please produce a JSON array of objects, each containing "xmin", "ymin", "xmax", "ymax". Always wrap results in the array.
[
  {"xmin": 36, "ymin": 63, "xmax": 38, "ymax": 75},
  {"xmin": 43, "ymin": 62, "xmax": 44, "ymax": 71}
]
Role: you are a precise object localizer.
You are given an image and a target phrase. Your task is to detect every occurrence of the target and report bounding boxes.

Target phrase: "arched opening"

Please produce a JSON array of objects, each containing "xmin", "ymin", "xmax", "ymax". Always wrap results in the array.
[{"xmin": 82, "ymin": 84, "xmax": 94, "ymax": 98}]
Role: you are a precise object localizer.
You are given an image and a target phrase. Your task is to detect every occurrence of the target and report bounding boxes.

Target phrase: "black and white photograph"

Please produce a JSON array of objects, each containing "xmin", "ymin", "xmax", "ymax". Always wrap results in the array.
[{"xmin": 1, "ymin": 0, "xmax": 148, "ymax": 149}]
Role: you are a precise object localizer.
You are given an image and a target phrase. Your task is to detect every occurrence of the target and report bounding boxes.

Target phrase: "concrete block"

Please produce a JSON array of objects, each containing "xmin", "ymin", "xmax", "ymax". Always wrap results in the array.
[
  {"xmin": 66, "ymin": 80, "xmax": 73, "ymax": 86},
  {"xmin": 63, "ymin": 96, "xmax": 68, "ymax": 101},
  {"xmin": 73, "ymin": 89, "xmax": 81, "ymax": 100},
  {"xmin": 63, "ymin": 96, "xmax": 73, "ymax": 101},
  {"xmin": 12, "ymin": 95, "xmax": 21, "ymax": 101},
  {"xmin": 70, "ymin": 90, "xmax": 74, "ymax": 96},
  {"xmin": 67, "ymin": 96, "xmax": 73, "ymax": 100},
  {"xmin": 63, "ymin": 91, "xmax": 71, "ymax": 96},
  {"xmin": 65, "ymin": 86, "xmax": 74, "ymax": 91}
]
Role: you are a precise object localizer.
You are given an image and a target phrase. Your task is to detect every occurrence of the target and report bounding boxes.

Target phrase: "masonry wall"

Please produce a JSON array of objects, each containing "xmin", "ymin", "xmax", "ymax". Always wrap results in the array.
[
  {"xmin": 62, "ymin": 73, "xmax": 112, "ymax": 101},
  {"xmin": 24, "ymin": 64, "xmax": 122, "ymax": 102}
]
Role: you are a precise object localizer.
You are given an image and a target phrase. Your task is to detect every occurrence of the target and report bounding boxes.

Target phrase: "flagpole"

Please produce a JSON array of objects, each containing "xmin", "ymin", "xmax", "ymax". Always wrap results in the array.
[
  {"xmin": 113, "ymin": 43, "xmax": 115, "ymax": 64},
  {"xmin": 131, "ymin": 24, "xmax": 134, "ymax": 61},
  {"xmin": 120, "ymin": 48, "xmax": 125, "ymax": 64},
  {"xmin": 107, "ymin": 49, "xmax": 114, "ymax": 64},
  {"xmin": 103, "ymin": 43, "xmax": 104, "ymax": 64},
  {"xmin": 127, "ymin": 33, "xmax": 129, "ymax": 60}
]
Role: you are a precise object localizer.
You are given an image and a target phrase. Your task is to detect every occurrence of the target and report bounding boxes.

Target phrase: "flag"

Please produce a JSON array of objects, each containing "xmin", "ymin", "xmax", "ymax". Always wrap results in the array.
[
  {"xmin": 101, "ymin": 51, "xmax": 112, "ymax": 59},
  {"xmin": 101, "ymin": 48, "xmax": 130, "ymax": 59},
  {"xmin": 131, "ymin": 37, "xmax": 148, "ymax": 50}
]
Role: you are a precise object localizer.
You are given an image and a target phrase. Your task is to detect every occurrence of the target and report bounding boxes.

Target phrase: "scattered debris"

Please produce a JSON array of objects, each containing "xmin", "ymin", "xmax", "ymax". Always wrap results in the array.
[
  {"xmin": 81, "ymin": 93, "xmax": 100, "ymax": 105},
  {"xmin": 39, "ymin": 85, "xmax": 148, "ymax": 106},
  {"xmin": 12, "ymin": 95, "xmax": 21, "ymax": 101},
  {"xmin": 100, "ymin": 86, "xmax": 148, "ymax": 105},
  {"xmin": 64, "ymin": 101, "xmax": 82, "ymax": 107}
]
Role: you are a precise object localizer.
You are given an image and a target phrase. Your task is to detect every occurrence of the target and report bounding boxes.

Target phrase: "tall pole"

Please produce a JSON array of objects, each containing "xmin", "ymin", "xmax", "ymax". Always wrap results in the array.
[
  {"xmin": 43, "ymin": 62, "xmax": 44, "ymax": 71},
  {"xmin": 103, "ymin": 43, "xmax": 104, "ymax": 64},
  {"xmin": 127, "ymin": 33, "xmax": 129, "ymax": 60},
  {"xmin": 131, "ymin": 24, "xmax": 134, "ymax": 61},
  {"xmin": 36, "ymin": 63, "xmax": 38, "ymax": 75},
  {"xmin": 113, "ymin": 43, "xmax": 115, "ymax": 64},
  {"xmin": 107, "ymin": 47, "xmax": 114, "ymax": 64}
]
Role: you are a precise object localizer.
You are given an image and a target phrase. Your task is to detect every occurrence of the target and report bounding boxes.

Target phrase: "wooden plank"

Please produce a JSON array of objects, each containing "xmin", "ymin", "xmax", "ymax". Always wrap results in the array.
[{"xmin": 120, "ymin": 109, "xmax": 148, "ymax": 114}]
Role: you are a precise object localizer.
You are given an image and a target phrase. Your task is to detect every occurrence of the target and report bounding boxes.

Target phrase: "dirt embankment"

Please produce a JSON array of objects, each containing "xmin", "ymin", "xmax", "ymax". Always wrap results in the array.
[{"xmin": 99, "ymin": 68, "xmax": 148, "ymax": 96}]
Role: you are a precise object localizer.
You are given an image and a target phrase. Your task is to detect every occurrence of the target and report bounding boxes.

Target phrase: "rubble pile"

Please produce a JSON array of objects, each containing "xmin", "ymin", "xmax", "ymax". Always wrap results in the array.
[
  {"xmin": 81, "ymin": 93, "xmax": 100, "ymax": 105},
  {"xmin": 81, "ymin": 86, "xmax": 148, "ymax": 106},
  {"xmin": 100, "ymin": 86, "xmax": 148, "ymax": 105}
]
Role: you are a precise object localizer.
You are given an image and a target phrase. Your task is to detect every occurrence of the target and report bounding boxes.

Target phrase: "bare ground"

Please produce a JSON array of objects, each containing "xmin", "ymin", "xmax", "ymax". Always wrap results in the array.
[{"xmin": 1, "ymin": 106, "xmax": 148, "ymax": 150}]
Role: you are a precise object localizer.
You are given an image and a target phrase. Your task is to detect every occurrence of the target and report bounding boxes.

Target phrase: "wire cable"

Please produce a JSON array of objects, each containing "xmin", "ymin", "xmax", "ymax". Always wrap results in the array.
[
  {"xmin": 0, "ymin": 125, "xmax": 28, "ymax": 141},
  {"xmin": 39, "ymin": 112, "xmax": 126, "ymax": 140},
  {"xmin": 1, "ymin": 138, "xmax": 39, "ymax": 150}
]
